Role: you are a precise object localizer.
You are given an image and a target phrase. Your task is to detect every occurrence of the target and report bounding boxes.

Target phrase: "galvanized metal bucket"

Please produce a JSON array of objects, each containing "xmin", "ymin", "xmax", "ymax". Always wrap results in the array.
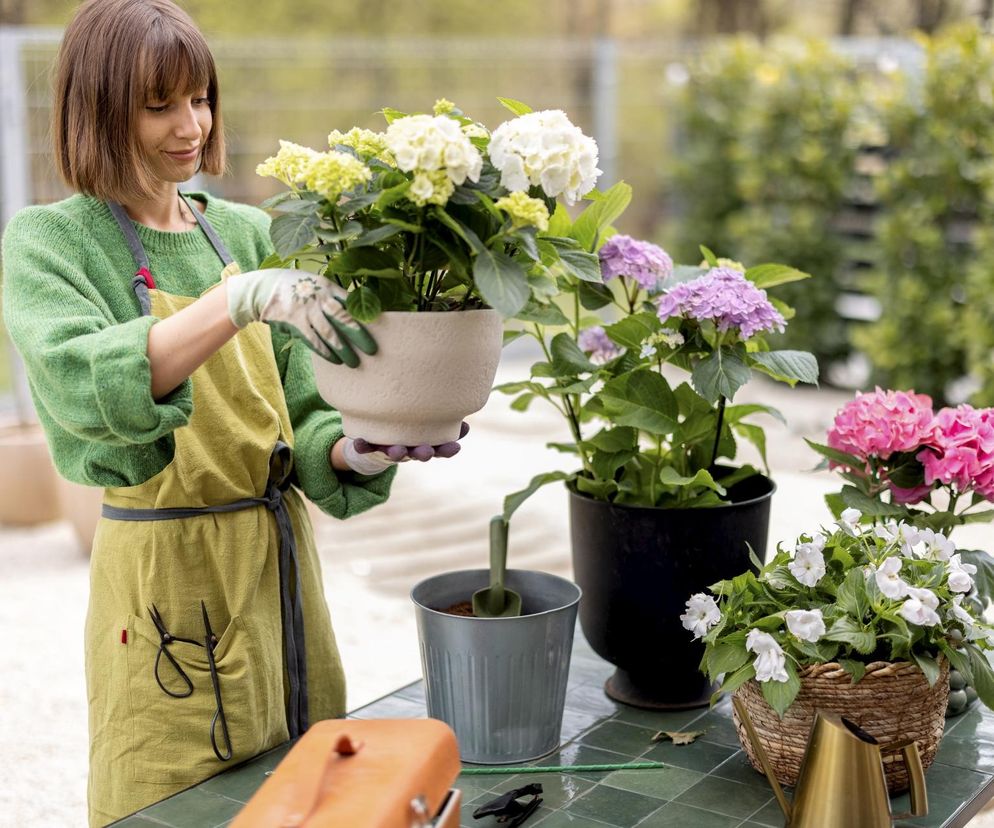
[{"xmin": 411, "ymin": 569, "xmax": 581, "ymax": 764}]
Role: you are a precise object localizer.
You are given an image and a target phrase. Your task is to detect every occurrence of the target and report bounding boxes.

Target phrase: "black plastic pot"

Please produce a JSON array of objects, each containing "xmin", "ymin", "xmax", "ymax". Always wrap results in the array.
[{"xmin": 568, "ymin": 471, "xmax": 776, "ymax": 710}]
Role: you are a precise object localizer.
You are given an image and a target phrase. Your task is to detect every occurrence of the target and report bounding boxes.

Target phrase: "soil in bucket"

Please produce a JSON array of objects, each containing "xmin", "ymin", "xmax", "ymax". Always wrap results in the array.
[{"xmin": 441, "ymin": 600, "xmax": 476, "ymax": 617}]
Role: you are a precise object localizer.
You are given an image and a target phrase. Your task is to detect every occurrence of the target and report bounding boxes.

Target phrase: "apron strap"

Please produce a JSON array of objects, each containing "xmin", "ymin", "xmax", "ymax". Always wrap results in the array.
[
  {"xmin": 107, "ymin": 193, "xmax": 236, "ymax": 318},
  {"xmin": 101, "ymin": 442, "xmax": 309, "ymax": 739},
  {"xmin": 179, "ymin": 192, "xmax": 234, "ymax": 267}
]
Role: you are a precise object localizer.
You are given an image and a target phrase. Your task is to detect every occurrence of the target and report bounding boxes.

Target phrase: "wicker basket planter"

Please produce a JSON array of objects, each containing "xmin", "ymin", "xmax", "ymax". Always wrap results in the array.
[{"xmin": 732, "ymin": 658, "xmax": 949, "ymax": 794}]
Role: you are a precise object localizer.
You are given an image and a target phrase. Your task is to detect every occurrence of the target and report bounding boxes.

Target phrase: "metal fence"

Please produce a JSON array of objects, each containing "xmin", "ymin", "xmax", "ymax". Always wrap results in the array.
[{"xmin": 0, "ymin": 28, "xmax": 925, "ymax": 418}]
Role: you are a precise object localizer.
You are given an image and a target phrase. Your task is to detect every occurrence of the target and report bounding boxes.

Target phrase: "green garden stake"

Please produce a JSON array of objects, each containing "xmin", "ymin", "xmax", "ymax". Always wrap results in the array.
[{"xmin": 472, "ymin": 516, "xmax": 522, "ymax": 618}]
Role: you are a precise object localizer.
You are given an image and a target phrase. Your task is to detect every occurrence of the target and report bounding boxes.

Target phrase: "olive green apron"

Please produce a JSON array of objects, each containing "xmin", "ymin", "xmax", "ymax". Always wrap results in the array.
[{"xmin": 84, "ymin": 196, "xmax": 345, "ymax": 827}]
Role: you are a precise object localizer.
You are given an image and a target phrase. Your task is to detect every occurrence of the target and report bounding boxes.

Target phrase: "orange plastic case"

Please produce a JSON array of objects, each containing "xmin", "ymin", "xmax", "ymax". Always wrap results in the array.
[{"xmin": 230, "ymin": 718, "xmax": 462, "ymax": 828}]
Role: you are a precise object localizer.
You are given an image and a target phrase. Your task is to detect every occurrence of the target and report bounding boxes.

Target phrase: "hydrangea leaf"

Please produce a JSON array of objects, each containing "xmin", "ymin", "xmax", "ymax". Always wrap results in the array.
[
  {"xmin": 473, "ymin": 247, "xmax": 530, "ymax": 317},
  {"xmin": 344, "ymin": 286, "xmax": 382, "ymax": 323},
  {"xmin": 571, "ymin": 181, "xmax": 633, "ymax": 252},
  {"xmin": 604, "ymin": 313, "xmax": 661, "ymax": 350},
  {"xmin": 745, "ymin": 263, "xmax": 812, "ymax": 289},
  {"xmin": 659, "ymin": 467, "xmax": 727, "ymax": 497},
  {"xmin": 551, "ymin": 332, "xmax": 596, "ymax": 374},
  {"xmin": 596, "ymin": 369, "xmax": 679, "ymax": 435},
  {"xmin": 497, "ymin": 97, "xmax": 533, "ymax": 116},
  {"xmin": 804, "ymin": 439, "xmax": 865, "ymax": 471},
  {"xmin": 270, "ymin": 212, "xmax": 319, "ymax": 258},
  {"xmin": 840, "ymin": 485, "xmax": 905, "ymax": 517},
  {"xmin": 587, "ymin": 427, "xmax": 638, "ymax": 453},
  {"xmin": 748, "ymin": 350, "xmax": 819, "ymax": 387},
  {"xmin": 516, "ymin": 300, "xmax": 570, "ymax": 327},
  {"xmin": 965, "ymin": 645, "xmax": 994, "ymax": 711},
  {"xmin": 502, "ymin": 471, "xmax": 572, "ymax": 521},
  {"xmin": 691, "ymin": 347, "xmax": 752, "ymax": 404}
]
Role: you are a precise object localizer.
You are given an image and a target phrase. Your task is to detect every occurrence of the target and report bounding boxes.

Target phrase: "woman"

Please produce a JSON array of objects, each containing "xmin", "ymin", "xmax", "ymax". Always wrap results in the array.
[{"xmin": 1, "ymin": 1, "xmax": 462, "ymax": 824}]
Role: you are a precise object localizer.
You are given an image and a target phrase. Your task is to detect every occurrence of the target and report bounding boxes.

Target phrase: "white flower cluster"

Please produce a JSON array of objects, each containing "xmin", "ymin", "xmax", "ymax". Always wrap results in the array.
[
  {"xmin": 384, "ymin": 114, "xmax": 483, "ymax": 206},
  {"xmin": 680, "ymin": 593, "xmax": 720, "ymax": 639},
  {"xmin": 488, "ymin": 110, "xmax": 601, "ymax": 205}
]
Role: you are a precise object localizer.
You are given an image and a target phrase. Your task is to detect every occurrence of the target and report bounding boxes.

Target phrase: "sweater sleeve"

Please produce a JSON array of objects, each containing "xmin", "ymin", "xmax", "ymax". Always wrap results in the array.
[
  {"xmin": 236, "ymin": 206, "xmax": 396, "ymax": 519},
  {"xmin": 1, "ymin": 207, "xmax": 193, "ymax": 447}
]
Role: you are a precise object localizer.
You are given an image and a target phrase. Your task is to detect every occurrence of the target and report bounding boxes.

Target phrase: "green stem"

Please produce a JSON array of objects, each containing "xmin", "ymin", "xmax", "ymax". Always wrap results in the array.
[
  {"xmin": 710, "ymin": 396, "xmax": 727, "ymax": 469},
  {"xmin": 535, "ymin": 323, "xmax": 591, "ymax": 473},
  {"xmin": 461, "ymin": 761, "xmax": 667, "ymax": 776}
]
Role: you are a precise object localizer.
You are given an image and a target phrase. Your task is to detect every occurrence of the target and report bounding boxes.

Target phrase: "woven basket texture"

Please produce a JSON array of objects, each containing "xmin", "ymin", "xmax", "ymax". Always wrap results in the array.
[{"xmin": 732, "ymin": 658, "xmax": 949, "ymax": 794}]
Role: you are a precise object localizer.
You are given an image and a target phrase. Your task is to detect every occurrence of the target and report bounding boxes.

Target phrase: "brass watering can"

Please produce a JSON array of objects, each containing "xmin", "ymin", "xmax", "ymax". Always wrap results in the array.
[{"xmin": 732, "ymin": 697, "xmax": 928, "ymax": 827}]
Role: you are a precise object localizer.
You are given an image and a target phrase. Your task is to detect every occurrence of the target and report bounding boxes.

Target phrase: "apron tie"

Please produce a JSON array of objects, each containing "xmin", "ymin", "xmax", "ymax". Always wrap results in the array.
[{"xmin": 101, "ymin": 441, "xmax": 310, "ymax": 739}]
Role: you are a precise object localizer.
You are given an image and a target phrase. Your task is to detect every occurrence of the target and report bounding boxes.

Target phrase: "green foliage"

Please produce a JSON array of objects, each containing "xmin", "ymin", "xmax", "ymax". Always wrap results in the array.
[
  {"xmin": 501, "ymin": 191, "xmax": 818, "ymax": 513},
  {"xmin": 671, "ymin": 38, "xmax": 859, "ymax": 368},
  {"xmin": 858, "ymin": 23, "xmax": 994, "ymax": 404},
  {"xmin": 258, "ymin": 100, "xmax": 600, "ymax": 319},
  {"xmin": 696, "ymin": 520, "xmax": 994, "ymax": 718}
]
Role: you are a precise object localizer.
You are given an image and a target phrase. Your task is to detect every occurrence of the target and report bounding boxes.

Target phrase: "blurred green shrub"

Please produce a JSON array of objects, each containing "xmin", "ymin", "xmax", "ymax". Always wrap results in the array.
[
  {"xmin": 855, "ymin": 23, "xmax": 994, "ymax": 405},
  {"xmin": 670, "ymin": 38, "xmax": 859, "ymax": 366}
]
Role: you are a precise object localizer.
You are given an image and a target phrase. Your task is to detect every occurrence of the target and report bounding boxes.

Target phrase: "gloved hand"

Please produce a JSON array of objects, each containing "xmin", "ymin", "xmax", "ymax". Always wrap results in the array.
[
  {"xmin": 226, "ymin": 268, "xmax": 376, "ymax": 367},
  {"xmin": 340, "ymin": 422, "xmax": 470, "ymax": 475}
]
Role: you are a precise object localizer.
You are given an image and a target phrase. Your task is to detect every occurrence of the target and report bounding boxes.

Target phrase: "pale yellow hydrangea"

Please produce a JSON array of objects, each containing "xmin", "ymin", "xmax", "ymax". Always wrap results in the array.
[
  {"xmin": 409, "ymin": 169, "xmax": 455, "ymax": 207},
  {"xmin": 303, "ymin": 150, "xmax": 372, "ymax": 201},
  {"xmin": 256, "ymin": 140, "xmax": 320, "ymax": 187},
  {"xmin": 327, "ymin": 127, "xmax": 395, "ymax": 165},
  {"xmin": 495, "ymin": 191, "xmax": 550, "ymax": 232},
  {"xmin": 433, "ymin": 98, "xmax": 456, "ymax": 115},
  {"xmin": 698, "ymin": 257, "xmax": 746, "ymax": 271},
  {"xmin": 462, "ymin": 123, "xmax": 490, "ymax": 140}
]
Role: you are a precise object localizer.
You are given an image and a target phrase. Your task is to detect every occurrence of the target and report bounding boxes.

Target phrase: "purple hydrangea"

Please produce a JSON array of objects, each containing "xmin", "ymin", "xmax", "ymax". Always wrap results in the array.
[
  {"xmin": 599, "ymin": 234, "xmax": 673, "ymax": 290},
  {"xmin": 655, "ymin": 267, "xmax": 786, "ymax": 339},
  {"xmin": 578, "ymin": 325, "xmax": 621, "ymax": 363}
]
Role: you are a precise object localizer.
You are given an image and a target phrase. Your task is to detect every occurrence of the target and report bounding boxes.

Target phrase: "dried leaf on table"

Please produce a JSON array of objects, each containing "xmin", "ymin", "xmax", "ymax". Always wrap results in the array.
[{"xmin": 651, "ymin": 730, "xmax": 706, "ymax": 745}]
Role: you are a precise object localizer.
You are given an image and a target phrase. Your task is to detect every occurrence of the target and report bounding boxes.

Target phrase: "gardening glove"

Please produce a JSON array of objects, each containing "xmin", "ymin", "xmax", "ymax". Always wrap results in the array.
[
  {"xmin": 226, "ymin": 268, "xmax": 377, "ymax": 368},
  {"xmin": 340, "ymin": 422, "xmax": 470, "ymax": 475}
]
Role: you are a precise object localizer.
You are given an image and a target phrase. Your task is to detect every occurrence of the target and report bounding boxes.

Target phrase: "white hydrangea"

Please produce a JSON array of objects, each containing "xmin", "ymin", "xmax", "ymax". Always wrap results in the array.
[
  {"xmin": 488, "ymin": 109, "xmax": 601, "ymax": 204},
  {"xmin": 384, "ymin": 114, "xmax": 483, "ymax": 189}
]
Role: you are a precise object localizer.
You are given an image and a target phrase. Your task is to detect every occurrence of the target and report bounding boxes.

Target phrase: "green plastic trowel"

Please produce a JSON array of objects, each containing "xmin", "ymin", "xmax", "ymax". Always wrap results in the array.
[{"xmin": 471, "ymin": 515, "xmax": 522, "ymax": 618}]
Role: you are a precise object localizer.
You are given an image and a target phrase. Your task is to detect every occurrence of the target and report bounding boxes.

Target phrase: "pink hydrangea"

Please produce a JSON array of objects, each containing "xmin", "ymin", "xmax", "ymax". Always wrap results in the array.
[
  {"xmin": 919, "ymin": 405, "xmax": 994, "ymax": 500},
  {"xmin": 827, "ymin": 388, "xmax": 936, "ymax": 463}
]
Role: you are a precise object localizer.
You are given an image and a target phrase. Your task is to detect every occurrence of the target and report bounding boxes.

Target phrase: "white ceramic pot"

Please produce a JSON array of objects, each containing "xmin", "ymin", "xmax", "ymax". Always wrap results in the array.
[
  {"xmin": 310, "ymin": 309, "xmax": 503, "ymax": 445},
  {"xmin": 0, "ymin": 420, "xmax": 61, "ymax": 526}
]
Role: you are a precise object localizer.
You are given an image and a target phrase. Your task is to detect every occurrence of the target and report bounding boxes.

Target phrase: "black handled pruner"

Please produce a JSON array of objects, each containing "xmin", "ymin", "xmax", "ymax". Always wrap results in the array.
[
  {"xmin": 472, "ymin": 783, "xmax": 543, "ymax": 826},
  {"xmin": 201, "ymin": 600, "xmax": 233, "ymax": 762},
  {"xmin": 149, "ymin": 603, "xmax": 201, "ymax": 698}
]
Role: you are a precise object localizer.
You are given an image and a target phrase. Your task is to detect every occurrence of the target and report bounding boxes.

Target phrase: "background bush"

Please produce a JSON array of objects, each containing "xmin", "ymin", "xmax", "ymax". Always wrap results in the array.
[
  {"xmin": 669, "ymin": 38, "xmax": 859, "ymax": 368},
  {"xmin": 855, "ymin": 23, "xmax": 994, "ymax": 405}
]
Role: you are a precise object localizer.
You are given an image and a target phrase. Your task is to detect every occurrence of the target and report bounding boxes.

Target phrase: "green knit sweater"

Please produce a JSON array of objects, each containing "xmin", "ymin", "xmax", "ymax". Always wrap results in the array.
[{"xmin": 0, "ymin": 192, "xmax": 395, "ymax": 518}]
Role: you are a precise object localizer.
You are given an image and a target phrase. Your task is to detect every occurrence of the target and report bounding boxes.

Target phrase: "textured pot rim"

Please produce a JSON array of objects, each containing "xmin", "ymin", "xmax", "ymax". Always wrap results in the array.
[
  {"xmin": 410, "ymin": 568, "xmax": 582, "ymax": 622},
  {"xmin": 372, "ymin": 307, "xmax": 500, "ymax": 318},
  {"xmin": 567, "ymin": 469, "xmax": 777, "ymax": 514}
]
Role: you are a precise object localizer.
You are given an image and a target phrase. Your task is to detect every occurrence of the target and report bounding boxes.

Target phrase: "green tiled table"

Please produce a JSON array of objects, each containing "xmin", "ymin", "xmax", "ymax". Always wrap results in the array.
[{"xmin": 115, "ymin": 633, "xmax": 994, "ymax": 828}]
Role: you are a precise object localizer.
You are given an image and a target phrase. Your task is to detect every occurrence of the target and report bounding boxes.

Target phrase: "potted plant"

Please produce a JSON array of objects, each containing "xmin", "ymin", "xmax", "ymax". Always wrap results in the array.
[
  {"xmin": 410, "ymin": 516, "xmax": 581, "ymax": 764},
  {"xmin": 498, "ymin": 212, "xmax": 819, "ymax": 708},
  {"xmin": 255, "ymin": 98, "xmax": 602, "ymax": 445},
  {"xmin": 688, "ymin": 510, "xmax": 994, "ymax": 793},
  {"xmin": 808, "ymin": 388, "xmax": 994, "ymax": 715}
]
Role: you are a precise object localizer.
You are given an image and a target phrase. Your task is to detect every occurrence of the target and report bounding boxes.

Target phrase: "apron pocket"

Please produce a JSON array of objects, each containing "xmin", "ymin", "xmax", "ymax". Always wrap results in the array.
[{"xmin": 126, "ymin": 611, "xmax": 287, "ymax": 785}]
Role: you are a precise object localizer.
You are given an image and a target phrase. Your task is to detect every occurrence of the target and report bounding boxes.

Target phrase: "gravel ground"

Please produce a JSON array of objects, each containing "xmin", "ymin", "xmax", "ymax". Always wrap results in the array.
[{"xmin": 2, "ymin": 361, "xmax": 992, "ymax": 826}]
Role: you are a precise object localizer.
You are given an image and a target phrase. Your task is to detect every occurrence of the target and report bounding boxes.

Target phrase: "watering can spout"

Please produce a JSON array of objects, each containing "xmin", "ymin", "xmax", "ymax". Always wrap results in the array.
[{"xmin": 732, "ymin": 697, "xmax": 792, "ymax": 822}]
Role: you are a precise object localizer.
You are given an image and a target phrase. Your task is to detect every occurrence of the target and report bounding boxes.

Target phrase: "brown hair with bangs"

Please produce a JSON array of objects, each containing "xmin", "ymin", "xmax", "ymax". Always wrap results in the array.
[{"xmin": 53, "ymin": 0, "xmax": 225, "ymax": 205}]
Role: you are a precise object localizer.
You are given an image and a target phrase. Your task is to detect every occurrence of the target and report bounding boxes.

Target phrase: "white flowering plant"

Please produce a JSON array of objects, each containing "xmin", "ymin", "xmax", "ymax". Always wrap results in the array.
[
  {"xmin": 255, "ymin": 98, "xmax": 603, "ymax": 321},
  {"xmin": 684, "ymin": 508, "xmax": 994, "ymax": 717}
]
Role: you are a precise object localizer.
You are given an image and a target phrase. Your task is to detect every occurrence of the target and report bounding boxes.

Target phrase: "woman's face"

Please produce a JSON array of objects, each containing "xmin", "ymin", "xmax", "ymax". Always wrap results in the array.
[{"xmin": 137, "ymin": 88, "xmax": 213, "ymax": 186}]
